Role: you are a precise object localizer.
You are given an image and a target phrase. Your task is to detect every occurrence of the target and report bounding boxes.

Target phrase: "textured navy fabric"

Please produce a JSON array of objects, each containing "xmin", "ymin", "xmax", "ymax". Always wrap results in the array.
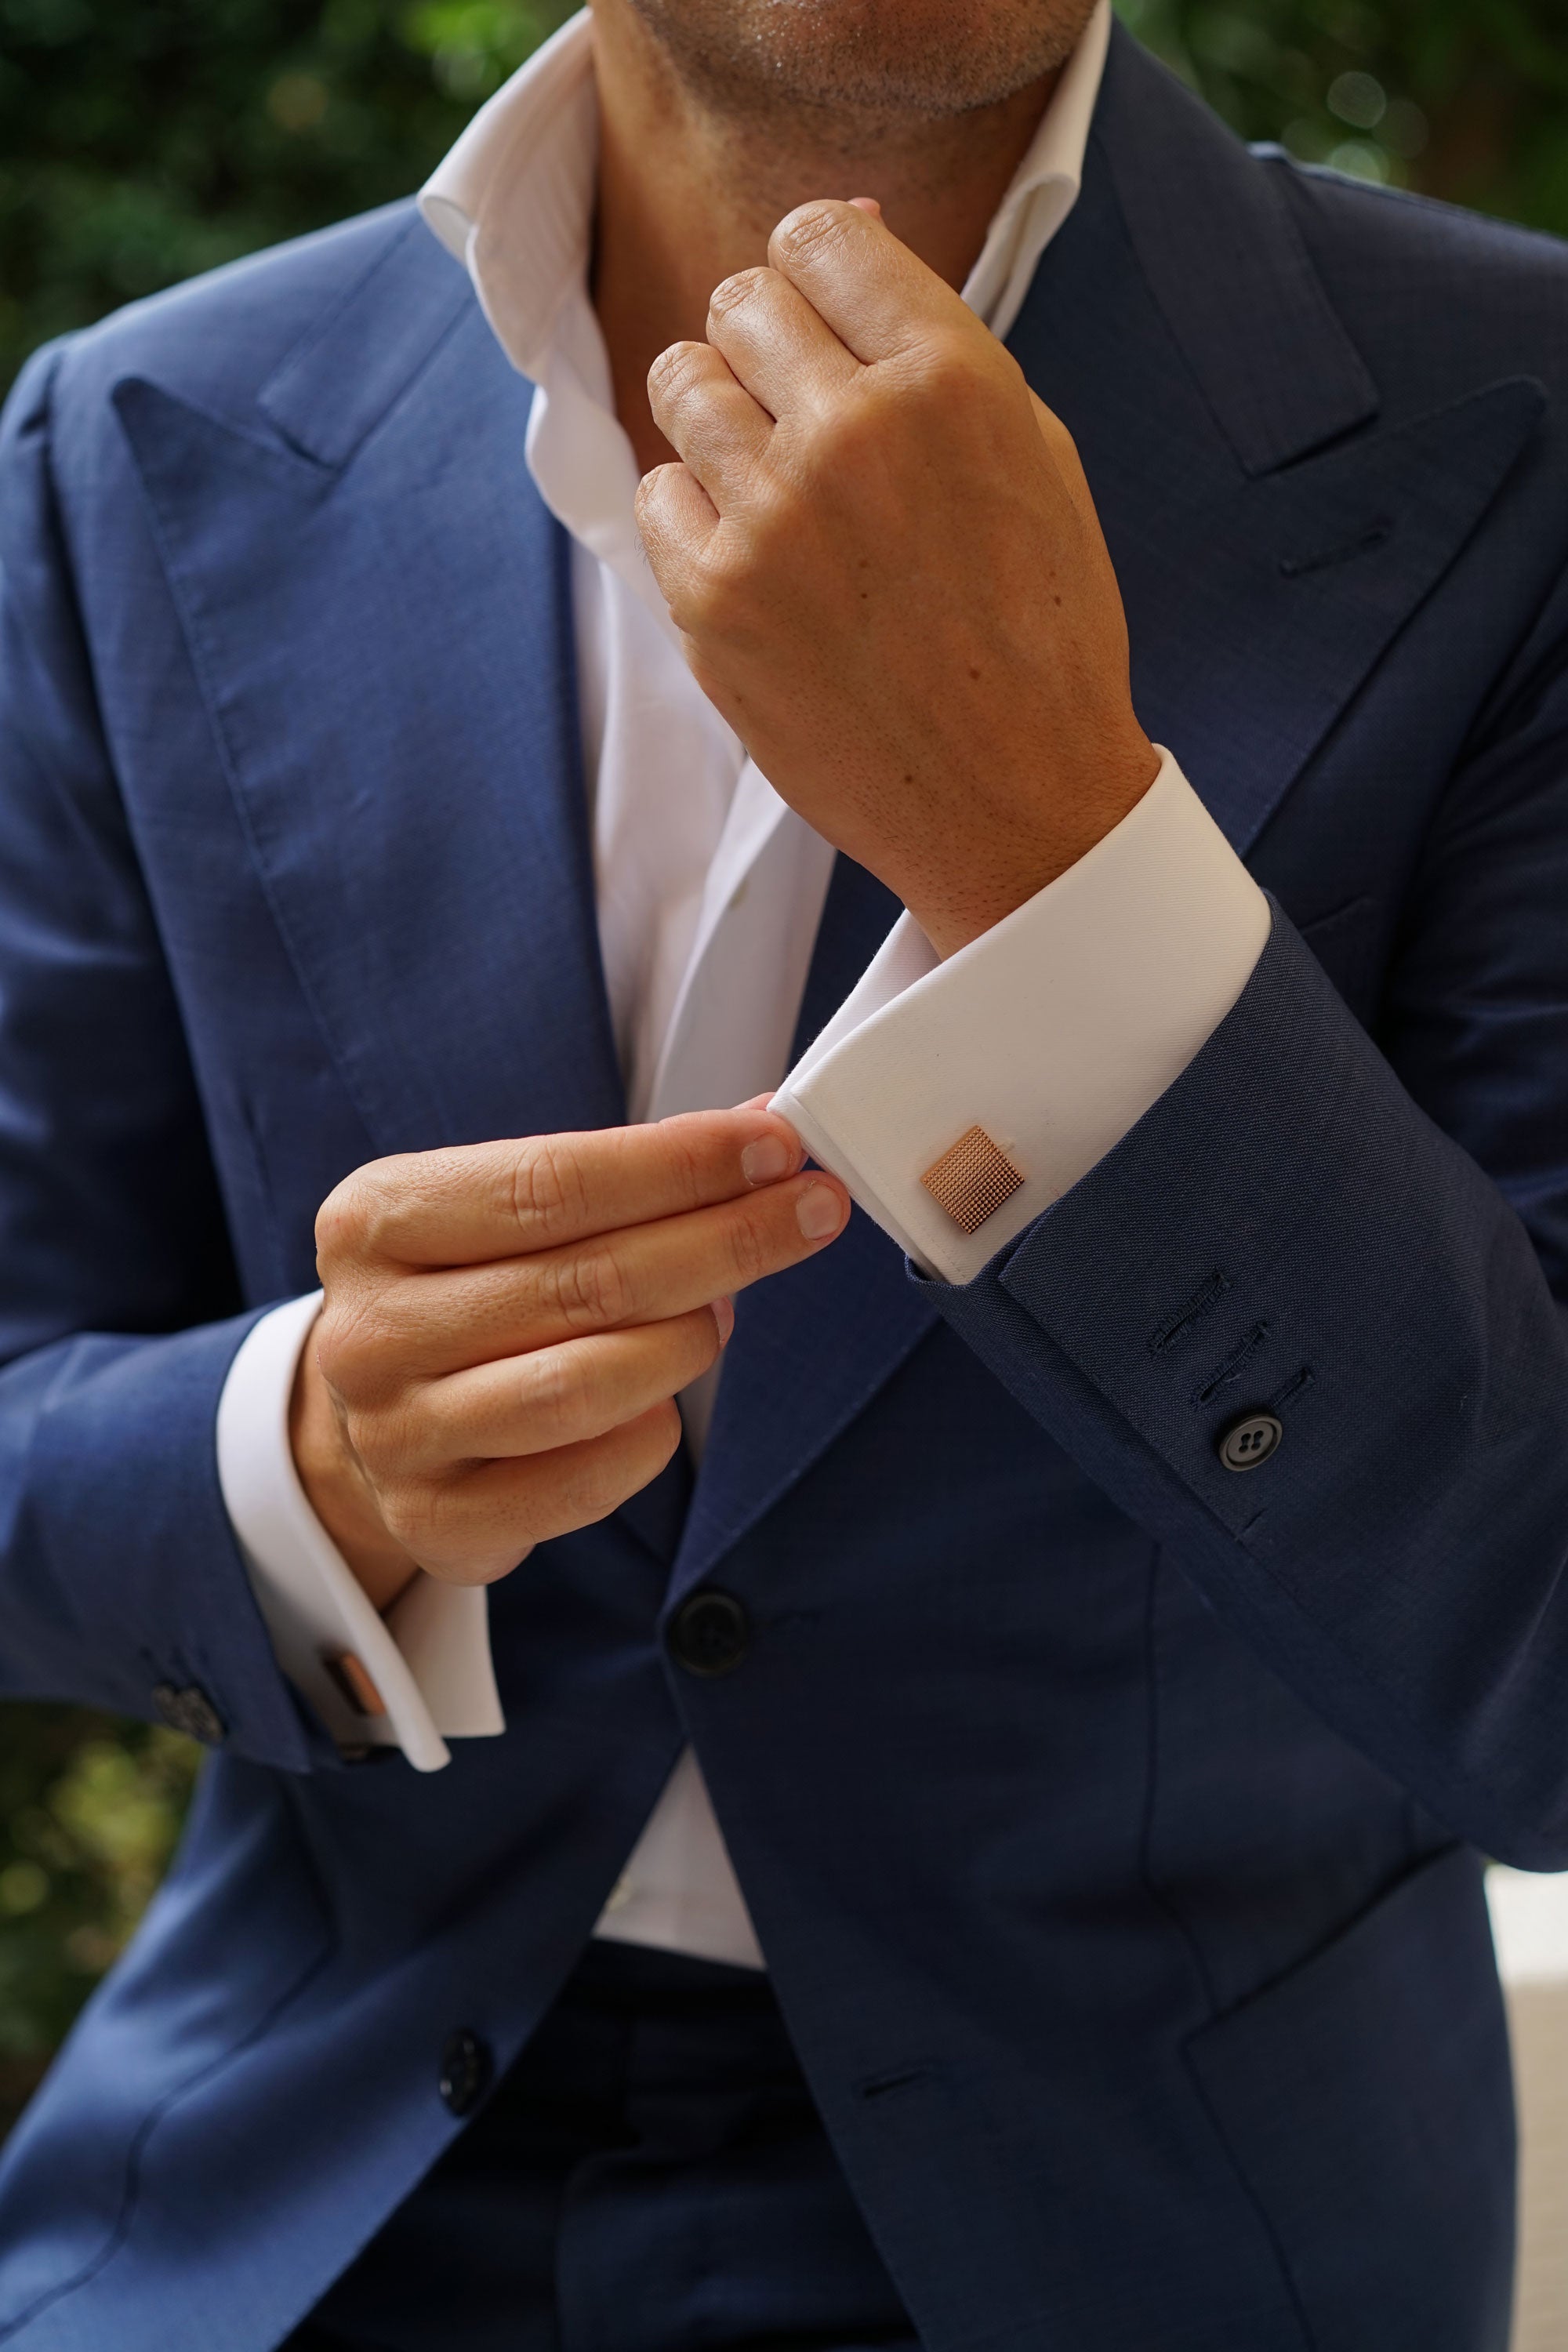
[
  {"xmin": 0, "ymin": 24, "xmax": 1563, "ymax": 2350},
  {"xmin": 284, "ymin": 1939, "xmax": 918, "ymax": 2352}
]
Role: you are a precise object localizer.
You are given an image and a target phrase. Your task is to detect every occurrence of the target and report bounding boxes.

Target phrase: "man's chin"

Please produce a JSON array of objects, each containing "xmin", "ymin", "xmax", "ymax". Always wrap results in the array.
[{"xmin": 621, "ymin": 0, "xmax": 1095, "ymax": 123}]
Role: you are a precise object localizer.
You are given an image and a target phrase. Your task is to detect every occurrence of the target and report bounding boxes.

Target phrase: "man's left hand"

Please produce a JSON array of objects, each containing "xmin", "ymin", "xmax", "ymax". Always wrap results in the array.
[{"xmin": 635, "ymin": 198, "xmax": 1160, "ymax": 957}]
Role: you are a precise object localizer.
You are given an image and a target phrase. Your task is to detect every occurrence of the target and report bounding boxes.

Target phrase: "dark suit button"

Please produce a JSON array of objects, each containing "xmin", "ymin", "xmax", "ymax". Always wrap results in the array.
[
  {"xmin": 1218, "ymin": 1412, "xmax": 1283, "ymax": 1472},
  {"xmin": 439, "ymin": 2029, "xmax": 491, "ymax": 2117},
  {"xmin": 151, "ymin": 1682, "xmax": 226, "ymax": 1745},
  {"xmin": 669, "ymin": 1589, "xmax": 750, "ymax": 1677}
]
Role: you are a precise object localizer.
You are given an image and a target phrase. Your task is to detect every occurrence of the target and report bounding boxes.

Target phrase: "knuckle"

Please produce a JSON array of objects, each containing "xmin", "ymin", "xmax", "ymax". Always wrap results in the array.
[
  {"xmin": 521, "ymin": 1345, "xmax": 590, "ymax": 1447},
  {"xmin": 655, "ymin": 1118, "xmax": 708, "ymax": 1210},
  {"xmin": 313, "ymin": 1290, "xmax": 382, "ymax": 1396},
  {"xmin": 675, "ymin": 550, "xmax": 742, "ymax": 638},
  {"xmin": 648, "ymin": 339, "xmax": 713, "ymax": 409},
  {"xmin": 543, "ymin": 1244, "xmax": 631, "ymax": 1334},
  {"xmin": 339, "ymin": 1379, "xmax": 419, "ymax": 1486},
  {"xmin": 317, "ymin": 1154, "xmax": 437, "ymax": 1269},
  {"xmin": 800, "ymin": 397, "xmax": 880, "ymax": 485},
  {"xmin": 311, "ymin": 1305, "xmax": 354, "ymax": 1394},
  {"xmin": 774, "ymin": 199, "xmax": 848, "ymax": 263},
  {"xmin": 559, "ymin": 1447, "xmax": 626, "ymax": 1528},
  {"xmin": 633, "ymin": 462, "xmax": 676, "ymax": 521},
  {"xmin": 905, "ymin": 333, "xmax": 983, "ymax": 411},
  {"xmin": 708, "ymin": 266, "xmax": 771, "ymax": 323},
  {"xmin": 315, "ymin": 1162, "xmax": 388, "ymax": 1263},
  {"xmin": 377, "ymin": 1475, "xmax": 444, "ymax": 1559},
  {"xmin": 513, "ymin": 1135, "xmax": 590, "ymax": 1244},
  {"xmin": 724, "ymin": 1203, "xmax": 772, "ymax": 1289}
]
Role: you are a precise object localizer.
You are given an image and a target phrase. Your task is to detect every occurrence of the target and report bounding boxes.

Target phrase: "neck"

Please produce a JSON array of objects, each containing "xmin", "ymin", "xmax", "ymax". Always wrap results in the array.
[{"xmin": 588, "ymin": 0, "xmax": 1062, "ymax": 474}]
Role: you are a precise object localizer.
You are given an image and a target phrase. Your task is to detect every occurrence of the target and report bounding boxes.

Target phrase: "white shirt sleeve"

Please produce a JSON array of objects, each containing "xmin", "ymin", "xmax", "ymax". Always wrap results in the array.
[
  {"xmin": 771, "ymin": 750, "xmax": 1270, "ymax": 1286},
  {"xmin": 215, "ymin": 1291, "xmax": 505, "ymax": 1772}
]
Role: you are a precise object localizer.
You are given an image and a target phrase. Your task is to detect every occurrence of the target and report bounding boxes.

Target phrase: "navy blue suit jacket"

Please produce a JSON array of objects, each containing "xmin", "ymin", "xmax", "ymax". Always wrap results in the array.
[{"xmin": 2, "ymin": 28, "xmax": 1566, "ymax": 2350}]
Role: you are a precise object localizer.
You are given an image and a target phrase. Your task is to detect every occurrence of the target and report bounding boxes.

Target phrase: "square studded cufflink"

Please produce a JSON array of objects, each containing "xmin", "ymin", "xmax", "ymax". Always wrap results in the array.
[{"xmin": 920, "ymin": 1126, "xmax": 1025, "ymax": 1236}]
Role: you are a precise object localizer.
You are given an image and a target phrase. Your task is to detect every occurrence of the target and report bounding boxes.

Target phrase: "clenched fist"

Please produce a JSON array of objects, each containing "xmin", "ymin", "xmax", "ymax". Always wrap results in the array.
[
  {"xmin": 292, "ymin": 1105, "xmax": 848, "ymax": 1608},
  {"xmin": 635, "ymin": 198, "xmax": 1160, "ymax": 958}
]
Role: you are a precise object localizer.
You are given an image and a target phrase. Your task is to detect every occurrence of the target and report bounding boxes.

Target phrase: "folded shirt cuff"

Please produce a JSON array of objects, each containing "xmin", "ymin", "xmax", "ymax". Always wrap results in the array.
[
  {"xmin": 772, "ymin": 750, "xmax": 1270, "ymax": 1285},
  {"xmin": 215, "ymin": 1290, "xmax": 505, "ymax": 1771}
]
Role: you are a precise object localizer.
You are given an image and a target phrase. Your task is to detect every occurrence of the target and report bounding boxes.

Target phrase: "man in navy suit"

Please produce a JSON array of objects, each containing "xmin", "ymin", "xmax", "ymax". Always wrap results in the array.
[{"xmin": 1, "ymin": 0, "xmax": 1566, "ymax": 2343}]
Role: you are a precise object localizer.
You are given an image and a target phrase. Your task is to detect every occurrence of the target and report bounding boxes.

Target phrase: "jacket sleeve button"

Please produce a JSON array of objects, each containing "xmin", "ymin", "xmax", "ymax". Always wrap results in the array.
[
  {"xmin": 439, "ymin": 2029, "xmax": 492, "ymax": 2116},
  {"xmin": 1218, "ymin": 1412, "xmax": 1283, "ymax": 1472},
  {"xmin": 151, "ymin": 1682, "xmax": 227, "ymax": 1745},
  {"xmin": 668, "ymin": 1589, "xmax": 750, "ymax": 1676}
]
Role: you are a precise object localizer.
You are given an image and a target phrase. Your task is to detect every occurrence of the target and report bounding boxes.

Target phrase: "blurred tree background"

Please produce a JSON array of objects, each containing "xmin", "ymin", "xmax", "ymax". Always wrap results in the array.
[{"xmin": 0, "ymin": 0, "xmax": 1566, "ymax": 2131}]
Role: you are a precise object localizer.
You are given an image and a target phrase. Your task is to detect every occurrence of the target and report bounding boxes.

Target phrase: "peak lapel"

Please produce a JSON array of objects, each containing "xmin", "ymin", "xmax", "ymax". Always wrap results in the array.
[
  {"xmin": 1095, "ymin": 28, "xmax": 1377, "ymax": 480},
  {"xmin": 115, "ymin": 252, "xmax": 622, "ymax": 1163},
  {"xmin": 1014, "ymin": 29, "xmax": 1546, "ymax": 858}
]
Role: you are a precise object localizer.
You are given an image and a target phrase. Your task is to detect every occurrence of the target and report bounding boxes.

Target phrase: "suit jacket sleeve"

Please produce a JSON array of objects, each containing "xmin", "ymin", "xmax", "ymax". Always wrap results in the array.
[
  {"xmin": 927, "ymin": 592, "xmax": 1568, "ymax": 1871},
  {"xmin": 0, "ymin": 343, "xmax": 326, "ymax": 1773}
]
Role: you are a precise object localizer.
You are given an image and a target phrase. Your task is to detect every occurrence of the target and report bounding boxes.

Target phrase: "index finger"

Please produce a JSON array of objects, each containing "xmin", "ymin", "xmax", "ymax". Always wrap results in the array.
[
  {"xmin": 318, "ymin": 1105, "xmax": 806, "ymax": 1272},
  {"xmin": 766, "ymin": 198, "xmax": 973, "ymax": 365}
]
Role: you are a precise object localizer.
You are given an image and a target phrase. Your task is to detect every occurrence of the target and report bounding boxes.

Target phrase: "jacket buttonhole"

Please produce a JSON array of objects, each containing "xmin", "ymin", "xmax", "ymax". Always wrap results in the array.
[
  {"xmin": 856, "ymin": 2065, "xmax": 933, "ymax": 2103},
  {"xmin": 1149, "ymin": 1270, "xmax": 1231, "ymax": 1357},
  {"xmin": 1192, "ymin": 1320, "xmax": 1270, "ymax": 1406}
]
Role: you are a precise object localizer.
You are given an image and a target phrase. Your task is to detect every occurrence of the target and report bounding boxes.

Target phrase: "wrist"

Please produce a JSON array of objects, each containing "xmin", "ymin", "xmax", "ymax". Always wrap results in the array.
[
  {"xmin": 904, "ymin": 727, "xmax": 1160, "ymax": 958},
  {"xmin": 289, "ymin": 1340, "xmax": 419, "ymax": 1613}
]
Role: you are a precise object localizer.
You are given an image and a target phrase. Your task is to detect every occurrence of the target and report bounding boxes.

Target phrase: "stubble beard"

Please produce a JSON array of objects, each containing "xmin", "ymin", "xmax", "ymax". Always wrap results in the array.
[{"xmin": 622, "ymin": 0, "xmax": 1098, "ymax": 143}]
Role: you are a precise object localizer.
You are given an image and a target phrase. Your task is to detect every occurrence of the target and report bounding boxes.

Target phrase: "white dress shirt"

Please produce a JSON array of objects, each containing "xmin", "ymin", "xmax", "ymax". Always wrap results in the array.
[{"xmin": 217, "ymin": 0, "xmax": 1268, "ymax": 1969}]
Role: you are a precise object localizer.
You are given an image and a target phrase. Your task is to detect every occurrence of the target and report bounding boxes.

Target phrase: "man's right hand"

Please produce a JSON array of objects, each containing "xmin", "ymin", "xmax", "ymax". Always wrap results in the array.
[{"xmin": 289, "ymin": 1105, "xmax": 848, "ymax": 1610}]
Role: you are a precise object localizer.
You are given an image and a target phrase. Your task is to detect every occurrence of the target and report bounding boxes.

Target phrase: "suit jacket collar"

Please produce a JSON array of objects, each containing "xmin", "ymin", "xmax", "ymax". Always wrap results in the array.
[
  {"xmin": 1092, "ymin": 24, "xmax": 1378, "ymax": 477},
  {"xmin": 117, "ymin": 258, "xmax": 626, "ymax": 1163},
  {"xmin": 1005, "ymin": 27, "xmax": 1543, "ymax": 863}
]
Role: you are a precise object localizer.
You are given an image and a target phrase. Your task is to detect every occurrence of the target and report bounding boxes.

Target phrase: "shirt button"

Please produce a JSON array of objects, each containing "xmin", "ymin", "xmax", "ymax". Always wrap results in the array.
[
  {"xmin": 151, "ymin": 1682, "xmax": 226, "ymax": 1745},
  {"xmin": 439, "ymin": 2029, "xmax": 492, "ymax": 2117},
  {"xmin": 1218, "ymin": 1412, "xmax": 1283, "ymax": 1472},
  {"xmin": 669, "ymin": 1589, "xmax": 750, "ymax": 1677}
]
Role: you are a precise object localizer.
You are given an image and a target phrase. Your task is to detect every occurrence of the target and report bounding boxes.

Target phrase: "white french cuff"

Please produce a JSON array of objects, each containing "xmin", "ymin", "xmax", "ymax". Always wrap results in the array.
[
  {"xmin": 216, "ymin": 1291, "xmax": 506, "ymax": 1772},
  {"xmin": 771, "ymin": 750, "xmax": 1271, "ymax": 1287}
]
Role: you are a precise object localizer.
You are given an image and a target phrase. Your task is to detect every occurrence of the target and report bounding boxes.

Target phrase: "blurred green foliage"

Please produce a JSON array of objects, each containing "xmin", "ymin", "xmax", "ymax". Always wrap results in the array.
[
  {"xmin": 0, "ymin": 0, "xmax": 575, "ymax": 391},
  {"xmin": 0, "ymin": 1708, "xmax": 198, "ymax": 2129},
  {"xmin": 1, "ymin": 0, "xmax": 1565, "ymax": 2129},
  {"xmin": 1122, "ymin": 0, "xmax": 1568, "ymax": 228}
]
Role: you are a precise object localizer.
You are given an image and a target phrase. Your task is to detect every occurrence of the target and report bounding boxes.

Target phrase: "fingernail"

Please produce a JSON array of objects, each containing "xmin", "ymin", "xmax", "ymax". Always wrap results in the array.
[
  {"xmin": 796, "ymin": 1182, "xmax": 845, "ymax": 1241},
  {"xmin": 742, "ymin": 1133, "xmax": 792, "ymax": 1186},
  {"xmin": 711, "ymin": 1296, "xmax": 735, "ymax": 1345}
]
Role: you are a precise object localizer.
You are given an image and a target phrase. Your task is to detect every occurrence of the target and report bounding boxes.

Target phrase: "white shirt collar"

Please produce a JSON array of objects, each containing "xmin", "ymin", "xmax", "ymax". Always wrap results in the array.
[
  {"xmin": 420, "ymin": 0, "xmax": 1111, "ymax": 376},
  {"xmin": 960, "ymin": 0, "xmax": 1110, "ymax": 337}
]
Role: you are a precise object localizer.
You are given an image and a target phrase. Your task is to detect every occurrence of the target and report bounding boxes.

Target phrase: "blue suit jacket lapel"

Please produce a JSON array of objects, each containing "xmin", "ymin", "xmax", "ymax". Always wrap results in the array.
[
  {"xmin": 673, "ymin": 855, "xmax": 932, "ymax": 1600},
  {"xmin": 1011, "ymin": 27, "xmax": 1544, "ymax": 861},
  {"xmin": 116, "ymin": 227, "xmax": 624, "ymax": 1161}
]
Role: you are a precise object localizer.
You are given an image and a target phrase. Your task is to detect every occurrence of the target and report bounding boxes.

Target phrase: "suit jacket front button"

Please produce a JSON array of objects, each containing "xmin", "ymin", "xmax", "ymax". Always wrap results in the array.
[
  {"xmin": 669, "ymin": 1589, "xmax": 750, "ymax": 1676},
  {"xmin": 439, "ymin": 2029, "xmax": 492, "ymax": 2117}
]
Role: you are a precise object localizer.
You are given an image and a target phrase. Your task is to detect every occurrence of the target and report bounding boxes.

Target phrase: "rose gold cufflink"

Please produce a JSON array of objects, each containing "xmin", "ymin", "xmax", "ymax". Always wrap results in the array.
[
  {"xmin": 920, "ymin": 1126, "xmax": 1025, "ymax": 1236},
  {"xmin": 324, "ymin": 1651, "xmax": 387, "ymax": 1719}
]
